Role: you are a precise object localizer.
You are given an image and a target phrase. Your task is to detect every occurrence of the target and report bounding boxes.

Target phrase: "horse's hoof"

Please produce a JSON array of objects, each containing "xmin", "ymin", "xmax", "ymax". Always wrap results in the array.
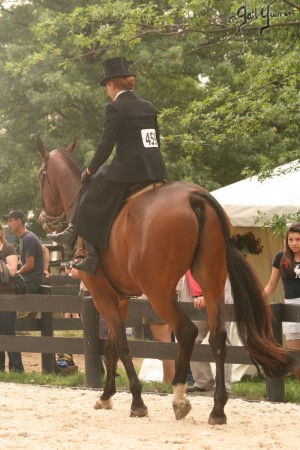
[
  {"xmin": 94, "ymin": 398, "xmax": 113, "ymax": 410},
  {"xmin": 208, "ymin": 413, "xmax": 227, "ymax": 425},
  {"xmin": 130, "ymin": 406, "xmax": 148, "ymax": 418},
  {"xmin": 173, "ymin": 399, "xmax": 192, "ymax": 420}
]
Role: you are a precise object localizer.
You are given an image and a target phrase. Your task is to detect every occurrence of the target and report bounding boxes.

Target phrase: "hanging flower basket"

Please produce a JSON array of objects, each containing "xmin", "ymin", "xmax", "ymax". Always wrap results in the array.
[{"xmin": 231, "ymin": 231, "xmax": 263, "ymax": 255}]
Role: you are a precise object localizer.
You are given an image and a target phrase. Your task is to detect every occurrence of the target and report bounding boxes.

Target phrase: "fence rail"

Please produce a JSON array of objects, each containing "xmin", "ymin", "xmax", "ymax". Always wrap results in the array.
[{"xmin": 0, "ymin": 288, "xmax": 299, "ymax": 402}]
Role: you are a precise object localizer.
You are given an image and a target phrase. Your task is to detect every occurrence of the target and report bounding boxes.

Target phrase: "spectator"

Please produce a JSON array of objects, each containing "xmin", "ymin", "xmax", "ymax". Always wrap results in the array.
[
  {"xmin": 42, "ymin": 245, "xmax": 50, "ymax": 279},
  {"xmin": 0, "ymin": 222, "xmax": 24, "ymax": 372},
  {"xmin": 179, "ymin": 270, "xmax": 232, "ymax": 394},
  {"xmin": 148, "ymin": 321, "xmax": 175, "ymax": 384},
  {"xmin": 5, "ymin": 209, "xmax": 44, "ymax": 318},
  {"xmin": 63, "ymin": 261, "xmax": 81, "ymax": 319},
  {"xmin": 135, "ymin": 291, "xmax": 175, "ymax": 384},
  {"xmin": 263, "ymin": 223, "xmax": 300, "ymax": 381}
]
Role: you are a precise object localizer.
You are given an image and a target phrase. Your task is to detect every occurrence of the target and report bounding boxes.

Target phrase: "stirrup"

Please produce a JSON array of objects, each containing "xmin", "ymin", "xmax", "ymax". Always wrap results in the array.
[{"xmin": 72, "ymin": 256, "xmax": 99, "ymax": 275}]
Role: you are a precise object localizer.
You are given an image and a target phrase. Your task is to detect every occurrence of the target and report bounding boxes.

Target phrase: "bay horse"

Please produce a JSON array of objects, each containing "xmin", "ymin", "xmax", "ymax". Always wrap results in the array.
[{"xmin": 37, "ymin": 137, "xmax": 295, "ymax": 425}]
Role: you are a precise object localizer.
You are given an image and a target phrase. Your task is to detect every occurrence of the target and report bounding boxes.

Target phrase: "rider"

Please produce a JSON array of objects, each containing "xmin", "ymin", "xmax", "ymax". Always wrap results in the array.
[{"xmin": 48, "ymin": 56, "xmax": 167, "ymax": 275}]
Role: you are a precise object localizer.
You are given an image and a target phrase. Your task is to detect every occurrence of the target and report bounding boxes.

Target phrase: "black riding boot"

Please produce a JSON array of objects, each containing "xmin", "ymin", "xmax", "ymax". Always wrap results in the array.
[
  {"xmin": 47, "ymin": 223, "xmax": 77, "ymax": 249},
  {"xmin": 72, "ymin": 242, "xmax": 100, "ymax": 275}
]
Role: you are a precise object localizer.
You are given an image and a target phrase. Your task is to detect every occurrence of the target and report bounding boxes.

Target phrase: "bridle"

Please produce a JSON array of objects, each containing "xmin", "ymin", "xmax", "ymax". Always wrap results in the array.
[{"xmin": 39, "ymin": 156, "xmax": 80, "ymax": 233}]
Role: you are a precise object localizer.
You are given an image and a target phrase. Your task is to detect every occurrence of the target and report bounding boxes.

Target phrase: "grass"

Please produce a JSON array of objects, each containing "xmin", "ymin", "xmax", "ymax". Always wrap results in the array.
[
  {"xmin": 230, "ymin": 375, "xmax": 300, "ymax": 403},
  {"xmin": 0, "ymin": 368, "xmax": 299, "ymax": 403},
  {"xmin": 0, "ymin": 370, "xmax": 85, "ymax": 387}
]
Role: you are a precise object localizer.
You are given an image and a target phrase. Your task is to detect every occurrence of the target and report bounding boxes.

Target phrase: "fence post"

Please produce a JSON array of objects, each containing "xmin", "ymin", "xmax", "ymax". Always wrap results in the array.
[
  {"xmin": 41, "ymin": 312, "xmax": 56, "ymax": 373},
  {"xmin": 266, "ymin": 303, "xmax": 285, "ymax": 402},
  {"xmin": 81, "ymin": 296, "xmax": 104, "ymax": 388}
]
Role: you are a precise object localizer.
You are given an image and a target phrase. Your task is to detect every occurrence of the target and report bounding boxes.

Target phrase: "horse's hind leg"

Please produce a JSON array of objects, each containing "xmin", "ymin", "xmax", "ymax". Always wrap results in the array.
[
  {"xmin": 205, "ymin": 297, "xmax": 228, "ymax": 425},
  {"xmin": 172, "ymin": 314, "xmax": 198, "ymax": 420}
]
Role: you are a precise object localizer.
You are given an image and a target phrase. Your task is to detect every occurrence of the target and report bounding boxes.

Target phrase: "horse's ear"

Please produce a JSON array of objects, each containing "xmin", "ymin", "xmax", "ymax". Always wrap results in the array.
[
  {"xmin": 65, "ymin": 137, "xmax": 77, "ymax": 154},
  {"xmin": 36, "ymin": 136, "xmax": 49, "ymax": 162}
]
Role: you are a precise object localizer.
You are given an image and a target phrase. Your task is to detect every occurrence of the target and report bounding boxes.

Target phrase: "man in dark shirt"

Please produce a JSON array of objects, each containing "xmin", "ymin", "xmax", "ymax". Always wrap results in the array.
[{"xmin": 6, "ymin": 209, "xmax": 44, "ymax": 318}]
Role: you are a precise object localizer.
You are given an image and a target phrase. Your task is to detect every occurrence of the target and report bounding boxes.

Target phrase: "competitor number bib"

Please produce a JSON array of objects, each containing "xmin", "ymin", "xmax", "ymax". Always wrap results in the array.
[{"xmin": 141, "ymin": 129, "xmax": 158, "ymax": 148}]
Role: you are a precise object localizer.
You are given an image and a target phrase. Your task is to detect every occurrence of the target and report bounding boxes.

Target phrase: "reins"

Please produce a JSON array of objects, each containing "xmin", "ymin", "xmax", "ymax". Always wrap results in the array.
[{"xmin": 40, "ymin": 209, "xmax": 69, "ymax": 233}]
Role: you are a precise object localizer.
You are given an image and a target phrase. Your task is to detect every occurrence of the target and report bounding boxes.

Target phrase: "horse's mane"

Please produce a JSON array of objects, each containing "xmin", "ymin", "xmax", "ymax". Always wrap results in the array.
[{"xmin": 57, "ymin": 148, "xmax": 83, "ymax": 172}]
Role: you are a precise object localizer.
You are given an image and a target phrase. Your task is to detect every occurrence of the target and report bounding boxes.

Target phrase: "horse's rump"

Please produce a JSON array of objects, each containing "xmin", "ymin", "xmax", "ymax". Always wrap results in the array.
[{"xmin": 104, "ymin": 182, "xmax": 219, "ymax": 297}]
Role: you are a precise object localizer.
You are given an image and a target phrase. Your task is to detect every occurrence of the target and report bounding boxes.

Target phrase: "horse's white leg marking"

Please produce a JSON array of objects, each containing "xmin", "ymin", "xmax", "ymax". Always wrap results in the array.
[
  {"xmin": 173, "ymin": 383, "xmax": 187, "ymax": 403},
  {"xmin": 94, "ymin": 397, "xmax": 113, "ymax": 410},
  {"xmin": 172, "ymin": 383, "xmax": 192, "ymax": 420}
]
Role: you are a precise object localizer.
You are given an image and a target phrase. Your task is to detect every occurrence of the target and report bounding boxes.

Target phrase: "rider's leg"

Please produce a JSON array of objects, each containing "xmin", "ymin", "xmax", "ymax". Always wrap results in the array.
[
  {"xmin": 72, "ymin": 242, "xmax": 100, "ymax": 275},
  {"xmin": 47, "ymin": 223, "xmax": 77, "ymax": 248},
  {"xmin": 47, "ymin": 196, "xmax": 80, "ymax": 248}
]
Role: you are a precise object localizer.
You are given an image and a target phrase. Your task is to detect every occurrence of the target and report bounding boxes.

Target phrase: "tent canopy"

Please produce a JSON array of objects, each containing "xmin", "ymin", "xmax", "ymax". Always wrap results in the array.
[{"xmin": 211, "ymin": 161, "xmax": 300, "ymax": 227}]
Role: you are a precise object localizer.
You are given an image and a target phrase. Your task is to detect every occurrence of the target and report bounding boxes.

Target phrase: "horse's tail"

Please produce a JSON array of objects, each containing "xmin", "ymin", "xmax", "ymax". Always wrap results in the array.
[{"xmin": 190, "ymin": 190, "xmax": 296, "ymax": 378}]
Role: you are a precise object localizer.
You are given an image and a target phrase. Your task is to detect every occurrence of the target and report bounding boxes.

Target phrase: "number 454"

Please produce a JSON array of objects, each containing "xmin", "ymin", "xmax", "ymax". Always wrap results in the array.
[{"xmin": 141, "ymin": 129, "xmax": 158, "ymax": 147}]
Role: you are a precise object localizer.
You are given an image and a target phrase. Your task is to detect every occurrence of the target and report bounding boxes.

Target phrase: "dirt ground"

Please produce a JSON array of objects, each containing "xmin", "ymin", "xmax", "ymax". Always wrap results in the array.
[
  {"xmin": 0, "ymin": 381, "xmax": 299, "ymax": 449},
  {"xmin": 0, "ymin": 354, "xmax": 299, "ymax": 449}
]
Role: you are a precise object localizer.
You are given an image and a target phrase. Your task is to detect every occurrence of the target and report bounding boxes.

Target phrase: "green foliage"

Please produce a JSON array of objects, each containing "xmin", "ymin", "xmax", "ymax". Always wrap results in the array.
[
  {"xmin": 0, "ymin": 369, "xmax": 85, "ymax": 387},
  {"xmin": 231, "ymin": 375, "xmax": 300, "ymax": 404},
  {"xmin": 0, "ymin": 0, "xmax": 299, "ymax": 227},
  {"xmin": 254, "ymin": 211, "xmax": 300, "ymax": 237},
  {"xmin": 285, "ymin": 376, "xmax": 300, "ymax": 403},
  {"xmin": 231, "ymin": 376, "xmax": 267, "ymax": 401}
]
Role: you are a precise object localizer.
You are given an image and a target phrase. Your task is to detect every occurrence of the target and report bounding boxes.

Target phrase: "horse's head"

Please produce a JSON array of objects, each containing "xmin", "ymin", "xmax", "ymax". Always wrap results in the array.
[{"xmin": 36, "ymin": 136, "xmax": 79, "ymax": 232}]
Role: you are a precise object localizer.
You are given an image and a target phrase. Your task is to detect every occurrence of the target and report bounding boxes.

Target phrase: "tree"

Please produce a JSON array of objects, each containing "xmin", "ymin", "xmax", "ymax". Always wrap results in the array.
[{"xmin": 0, "ymin": 0, "xmax": 299, "ymax": 231}]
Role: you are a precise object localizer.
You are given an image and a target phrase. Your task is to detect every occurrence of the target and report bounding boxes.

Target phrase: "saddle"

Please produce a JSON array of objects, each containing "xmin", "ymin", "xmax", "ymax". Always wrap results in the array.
[{"xmin": 126, "ymin": 181, "xmax": 164, "ymax": 202}]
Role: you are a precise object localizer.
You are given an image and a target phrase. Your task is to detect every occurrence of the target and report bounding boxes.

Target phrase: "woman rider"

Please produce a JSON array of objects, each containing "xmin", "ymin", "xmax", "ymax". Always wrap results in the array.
[{"xmin": 48, "ymin": 57, "xmax": 167, "ymax": 274}]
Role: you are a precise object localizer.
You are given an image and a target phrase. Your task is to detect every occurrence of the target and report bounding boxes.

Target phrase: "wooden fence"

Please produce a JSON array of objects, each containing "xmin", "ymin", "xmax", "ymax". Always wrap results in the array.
[{"xmin": 0, "ymin": 276, "xmax": 299, "ymax": 403}]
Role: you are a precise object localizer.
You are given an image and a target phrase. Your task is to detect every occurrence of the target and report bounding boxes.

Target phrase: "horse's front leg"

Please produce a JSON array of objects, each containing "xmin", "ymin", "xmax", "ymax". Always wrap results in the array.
[
  {"xmin": 94, "ymin": 331, "xmax": 117, "ymax": 411},
  {"xmin": 207, "ymin": 310, "xmax": 228, "ymax": 425},
  {"xmin": 97, "ymin": 298, "xmax": 148, "ymax": 417},
  {"xmin": 115, "ymin": 323, "xmax": 148, "ymax": 417}
]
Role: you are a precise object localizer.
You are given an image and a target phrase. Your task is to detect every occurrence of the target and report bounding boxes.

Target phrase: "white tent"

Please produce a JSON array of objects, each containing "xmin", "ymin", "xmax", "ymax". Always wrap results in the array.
[
  {"xmin": 211, "ymin": 160, "xmax": 300, "ymax": 302},
  {"xmin": 211, "ymin": 160, "xmax": 300, "ymax": 227}
]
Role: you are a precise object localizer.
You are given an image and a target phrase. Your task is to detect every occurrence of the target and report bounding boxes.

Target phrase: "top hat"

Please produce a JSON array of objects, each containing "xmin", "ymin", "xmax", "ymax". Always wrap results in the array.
[{"xmin": 100, "ymin": 57, "xmax": 135, "ymax": 86}]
